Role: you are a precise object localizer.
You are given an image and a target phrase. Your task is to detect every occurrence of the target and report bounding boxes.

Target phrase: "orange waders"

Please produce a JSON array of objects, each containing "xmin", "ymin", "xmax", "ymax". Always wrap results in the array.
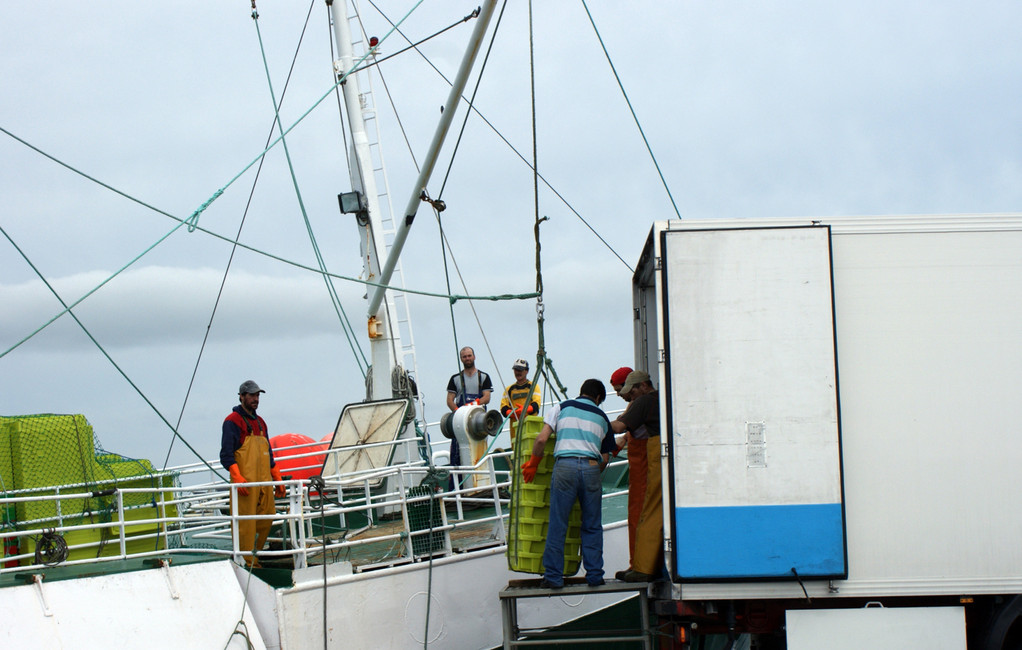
[
  {"xmin": 626, "ymin": 435, "xmax": 648, "ymax": 566},
  {"xmin": 232, "ymin": 434, "xmax": 275, "ymax": 567},
  {"xmin": 631, "ymin": 436, "xmax": 664, "ymax": 576}
]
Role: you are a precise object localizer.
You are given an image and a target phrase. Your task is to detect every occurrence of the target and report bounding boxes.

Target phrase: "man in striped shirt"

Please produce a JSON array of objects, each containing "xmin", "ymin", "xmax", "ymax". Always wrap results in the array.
[{"xmin": 521, "ymin": 379, "xmax": 614, "ymax": 588}]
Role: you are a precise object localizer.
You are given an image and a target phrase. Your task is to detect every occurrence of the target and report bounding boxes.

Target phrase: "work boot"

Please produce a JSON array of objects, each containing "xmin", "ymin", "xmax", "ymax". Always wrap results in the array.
[
  {"xmin": 621, "ymin": 570, "xmax": 653, "ymax": 582},
  {"xmin": 614, "ymin": 570, "xmax": 630, "ymax": 581}
]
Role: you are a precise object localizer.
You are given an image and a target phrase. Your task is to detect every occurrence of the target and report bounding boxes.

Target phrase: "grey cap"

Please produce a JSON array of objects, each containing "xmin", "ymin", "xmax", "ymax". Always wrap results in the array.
[
  {"xmin": 512, "ymin": 358, "xmax": 529, "ymax": 371},
  {"xmin": 620, "ymin": 370, "xmax": 650, "ymax": 395},
  {"xmin": 239, "ymin": 380, "xmax": 265, "ymax": 395}
]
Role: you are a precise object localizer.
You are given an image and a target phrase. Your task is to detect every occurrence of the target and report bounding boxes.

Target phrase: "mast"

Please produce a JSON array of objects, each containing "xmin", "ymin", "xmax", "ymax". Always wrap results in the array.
[
  {"xmin": 329, "ymin": 0, "xmax": 398, "ymax": 401},
  {"xmin": 330, "ymin": 0, "xmax": 498, "ymax": 401}
]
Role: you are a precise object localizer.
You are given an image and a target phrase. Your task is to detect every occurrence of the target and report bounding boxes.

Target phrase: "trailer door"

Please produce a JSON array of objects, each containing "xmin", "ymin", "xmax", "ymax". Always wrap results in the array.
[{"xmin": 662, "ymin": 225, "xmax": 846, "ymax": 580}]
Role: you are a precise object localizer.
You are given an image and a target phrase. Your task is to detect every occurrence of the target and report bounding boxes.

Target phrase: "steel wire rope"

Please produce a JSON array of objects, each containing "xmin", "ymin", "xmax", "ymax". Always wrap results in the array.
[
  {"xmin": 0, "ymin": 16, "xmax": 537, "ymax": 472},
  {"xmin": 433, "ymin": 0, "xmax": 512, "ymax": 407},
  {"xmin": 329, "ymin": 6, "xmax": 497, "ymax": 647},
  {"xmin": 339, "ymin": 2, "xmax": 503, "ymax": 189},
  {"xmin": 224, "ymin": 543, "xmax": 259, "ymax": 650},
  {"xmin": 420, "ymin": 8, "xmax": 512, "ymax": 642},
  {"xmin": 0, "ymin": 226, "xmax": 221, "ymax": 476},
  {"xmin": 580, "ymin": 0, "xmax": 681, "ymax": 221},
  {"xmin": 343, "ymin": 2, "xmax": 435, "ymax": 393},
  {"xmin": 252, "ymin": 6, "xmax": 370, "ymax": 377},
  {"xmin": 365, "ymin": 0, "xmax": 633, "ymax": 272},
  {"xmin": 434, "ymin": 0, "xmax": 509, "ymax": 201},
  {"xmin": 0, "ymin": 8, "xmax": 411, "ymax": 471},
  {"xmin": 162, "ymin": 0, "xmax": 346, "ymax": 472},
  {"xmin": 348, "ymin": 3, "xmax": 522, "ymax": 440},
  {"xmin": 0, "ymin": 179, "xmax": 535, "ymax": 363}
]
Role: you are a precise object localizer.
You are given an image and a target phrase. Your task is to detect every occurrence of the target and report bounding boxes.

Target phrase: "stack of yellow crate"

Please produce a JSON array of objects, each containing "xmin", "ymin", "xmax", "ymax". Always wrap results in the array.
[{"xmin": 506, "ymin": 415, "xmax": 582, "ymax": 575}]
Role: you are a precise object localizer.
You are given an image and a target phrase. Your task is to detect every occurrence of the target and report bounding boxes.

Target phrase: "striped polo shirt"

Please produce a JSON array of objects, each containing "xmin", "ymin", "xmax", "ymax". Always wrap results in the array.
[{"xmin": 544, "ymin": 397, "xmax": 612, "ymax": 460}]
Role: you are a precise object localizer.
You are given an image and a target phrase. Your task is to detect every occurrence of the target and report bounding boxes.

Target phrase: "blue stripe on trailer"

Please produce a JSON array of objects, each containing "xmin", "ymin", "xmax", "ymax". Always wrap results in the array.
[{"xmin": 674, "ymin": 503, "xmax": 845, "ymax": 579}]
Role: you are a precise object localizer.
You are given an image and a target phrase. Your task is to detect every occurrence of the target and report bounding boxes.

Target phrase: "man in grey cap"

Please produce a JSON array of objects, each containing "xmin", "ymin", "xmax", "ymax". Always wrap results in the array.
[
  {"xmin": 608, "ymin": 370, "xmax": 662, "ymax": 582},
  {"xmin": 220, "ymin": 380, "xmax": 284, "ymax": 567}
]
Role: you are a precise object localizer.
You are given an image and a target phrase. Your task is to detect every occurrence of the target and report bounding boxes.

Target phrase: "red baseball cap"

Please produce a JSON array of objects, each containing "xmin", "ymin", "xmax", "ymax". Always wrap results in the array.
[{"xmin": 609, "ymin": 367, "xmax": 632, "ymax": 387}]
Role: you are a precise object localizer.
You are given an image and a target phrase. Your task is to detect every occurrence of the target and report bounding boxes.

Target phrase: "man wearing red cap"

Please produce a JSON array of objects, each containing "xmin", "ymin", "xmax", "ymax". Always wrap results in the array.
[
  {"xmin": 609, "ymin": 370, "xmax": 662, "ymax": 582},
  {"xmin": 610, "ymin": 366, "xmax": 647, "ymax": 577}
]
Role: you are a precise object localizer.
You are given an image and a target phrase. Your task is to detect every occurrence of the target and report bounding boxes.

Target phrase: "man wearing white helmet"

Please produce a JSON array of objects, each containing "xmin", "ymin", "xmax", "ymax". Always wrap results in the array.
[{"xmin": 499, "ymin": 357, "xmax": 541, "ymax": 440}]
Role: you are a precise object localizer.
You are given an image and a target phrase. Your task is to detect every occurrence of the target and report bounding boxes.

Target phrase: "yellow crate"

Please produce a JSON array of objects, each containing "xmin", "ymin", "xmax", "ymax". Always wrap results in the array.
[{"xmin": 506, "ymin": 415, "xmax": 583, "ymax": 575}]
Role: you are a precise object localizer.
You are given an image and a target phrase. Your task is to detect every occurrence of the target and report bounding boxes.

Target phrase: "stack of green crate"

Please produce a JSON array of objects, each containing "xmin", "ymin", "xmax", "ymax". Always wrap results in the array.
[
  {"xmin": 0, "ymin": 414, "xmax": 178, "ymax": 565},
  {"xmin": 506, "ymin": 415, "xmax": 582, "ymax": 575}
]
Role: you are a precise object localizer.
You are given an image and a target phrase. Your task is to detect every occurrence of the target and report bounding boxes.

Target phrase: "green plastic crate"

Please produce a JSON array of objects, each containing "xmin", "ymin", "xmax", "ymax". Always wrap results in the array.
[
  {"xmin": 506, "ymin": 415, "xmax": 582, "ymax": 575},
  {"xmin": 0, "ymin": 414, "xmax": 179, "ymax": 564}
]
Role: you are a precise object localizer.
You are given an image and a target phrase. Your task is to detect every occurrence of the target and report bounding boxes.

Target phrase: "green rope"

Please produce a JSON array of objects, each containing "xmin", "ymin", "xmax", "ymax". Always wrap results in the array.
[
  {"xmin": 0, "ymin": 0, "xmax": 428, "ymax": 349},
  {"xmin": 164, "ymin": 0, "xmax": 335, "ymax": 472},
  {"xmin": 581, "ymin": 0, "xmax": 682, "ymax": 221},
  {"xmin": 0, "ymin": 186, "xmax": 536, "ymax": 362},
  {"xmin": 542, "ymin": 357, "xmax": 569, "ymax": 400}
]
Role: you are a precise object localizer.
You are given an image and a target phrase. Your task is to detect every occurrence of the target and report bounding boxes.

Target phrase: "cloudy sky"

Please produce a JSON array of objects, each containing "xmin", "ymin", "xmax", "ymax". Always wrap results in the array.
[{"xmin": 2, "ymin": 1, "xmax": 1020, "ymax": 470}]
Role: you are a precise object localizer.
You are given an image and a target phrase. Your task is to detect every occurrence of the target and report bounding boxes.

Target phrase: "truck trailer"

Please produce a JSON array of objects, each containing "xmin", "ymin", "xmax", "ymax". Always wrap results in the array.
[{"xmin": 632, "ymin": 214, "xmax": 1022, "ymax": 649}]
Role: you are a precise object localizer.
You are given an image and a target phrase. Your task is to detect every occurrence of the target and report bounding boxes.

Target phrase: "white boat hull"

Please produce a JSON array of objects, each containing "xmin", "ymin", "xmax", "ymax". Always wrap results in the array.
[
  {"xmin": 4, "ymin": 561, "xmax": 266, "ymax": 650},
  {"xmin": 269, "ymin": 521, "xmax": 629, "ymax": 650}
]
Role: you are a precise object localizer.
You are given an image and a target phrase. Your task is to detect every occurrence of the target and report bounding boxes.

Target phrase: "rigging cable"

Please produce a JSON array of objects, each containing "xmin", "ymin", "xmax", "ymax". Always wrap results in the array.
[
  {"xmin": 163, "ymin": 0, "xmax": 356, "ymax": 471},
  {"xmin": 252, "ymin": 3, "xmax": 369, "ymax": 376},
  {"xmin": 348, "ymin": 3, "xmax": 488, "ymax": 177},
  {"xmin": 0, "ymin": 0, "xmax": 505, "ymax": 363},
  {"xmin": 326, "ymin": 0, "xmax": 405, "ymax": 395},
  {"xmin": 365, "ymin": 0, "xmax": 633, "ymax": 272},
  {"xmin": 431, "ymin": 1, "xmax": 515, "ymax": 398},
  {"xmin": 0, "ymin": 194, "xmax": 534, "ymax": 363},
  {"xmin": 0, "ymin": 4, "xmax": 536, "ymax": 471},
  {"xmin": 580, "ymin": 0, "xmax": 681, "ymax": 220},
  {"xmin": 0, "ymin": 226, "xmax": 221, "ymax": 476}
]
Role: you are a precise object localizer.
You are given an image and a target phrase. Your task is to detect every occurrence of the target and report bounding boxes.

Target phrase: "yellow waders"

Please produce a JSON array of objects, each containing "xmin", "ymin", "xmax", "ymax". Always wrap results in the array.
[{"xmin": 232, "ymin": 434, "xmax": 274, "ymax": 567}]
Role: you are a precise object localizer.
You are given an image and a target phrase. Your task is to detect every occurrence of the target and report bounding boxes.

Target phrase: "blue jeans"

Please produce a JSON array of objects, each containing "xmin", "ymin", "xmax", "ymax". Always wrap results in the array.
[{"xmin": 542, "ymin": 456, "xmax": 604, "ymax": 586}]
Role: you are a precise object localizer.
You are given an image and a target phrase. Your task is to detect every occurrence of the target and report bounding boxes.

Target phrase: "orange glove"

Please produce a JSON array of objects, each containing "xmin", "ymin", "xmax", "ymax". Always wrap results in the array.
[
  {"xmin": 521, "ymin": 456, "xmax": 541, "ymax": 483},
  {"xmin": 228, "ymin": 464, "xmax": 249, "ymax": 496},
  {"xmin": 526, "ymin": 403, "xmax": 536, "ymax": 415},
  {"xmin": 512, "ymin": 404, "xmax": 523, "ymax": 420},
  {"xmin": 613, "ymin": 433, "xmax": 629, "ymax": 457},
  {"xmin": 270, "ymin": 466, "xmax": 285, "ymax": 498}
]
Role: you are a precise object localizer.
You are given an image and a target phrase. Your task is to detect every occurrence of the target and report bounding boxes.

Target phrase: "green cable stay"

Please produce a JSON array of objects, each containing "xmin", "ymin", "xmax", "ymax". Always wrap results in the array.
[
  {"xmin": 0, "ymin": 6, "xmax": 536, "ymax": 356},
  {"xmin": 0, "ymin": 227, "xmax": 220, "ymax": 476}
]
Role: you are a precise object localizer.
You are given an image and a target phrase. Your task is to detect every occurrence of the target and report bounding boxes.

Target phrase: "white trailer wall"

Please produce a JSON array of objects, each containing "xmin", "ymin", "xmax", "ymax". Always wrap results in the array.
[{"xmin": 642, "ymin": 215, "xmax": 1022, "ymax": 599}]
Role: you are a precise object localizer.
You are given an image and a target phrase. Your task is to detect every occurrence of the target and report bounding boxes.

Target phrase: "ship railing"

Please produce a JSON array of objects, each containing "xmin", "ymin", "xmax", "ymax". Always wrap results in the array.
[
  {"xmin": 0, "ymin": 480, "xmax": 192, "ymax": 573},
  {"xmin": 0, "ymin": 440, "xmax": 627, "ymax": 575}
]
